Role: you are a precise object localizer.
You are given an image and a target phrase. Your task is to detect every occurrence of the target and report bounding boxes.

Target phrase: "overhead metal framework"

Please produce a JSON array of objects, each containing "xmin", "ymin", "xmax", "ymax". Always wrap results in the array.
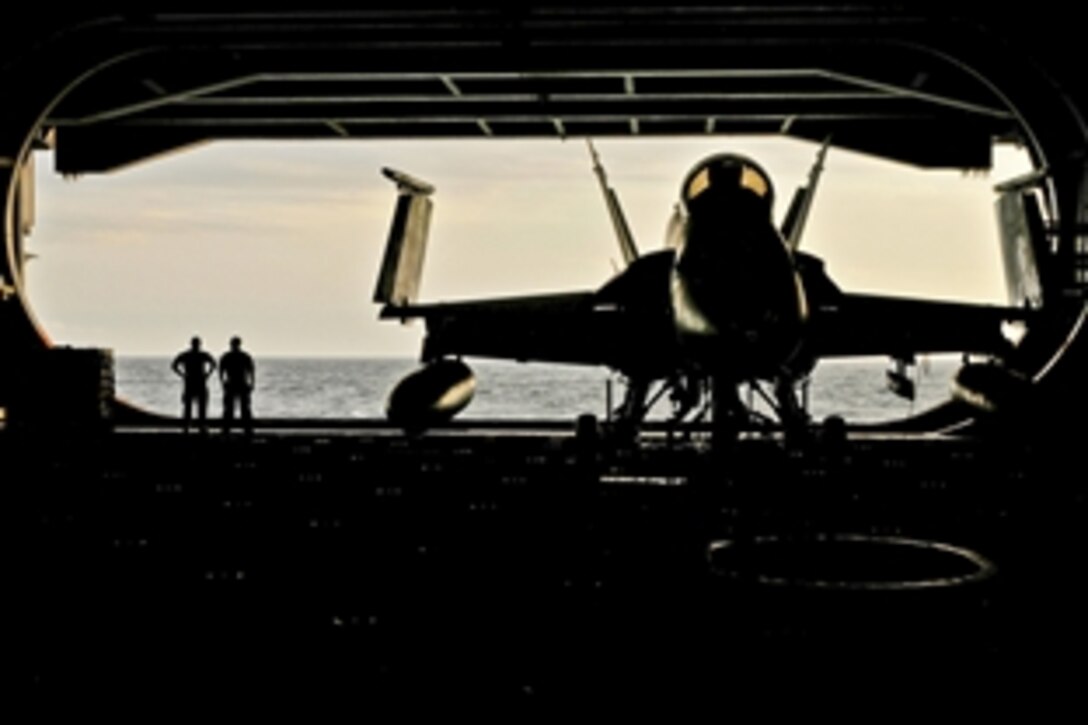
[{"xmin": 39, "ymin": 7, "xmax": 1023, "ymax": 173}]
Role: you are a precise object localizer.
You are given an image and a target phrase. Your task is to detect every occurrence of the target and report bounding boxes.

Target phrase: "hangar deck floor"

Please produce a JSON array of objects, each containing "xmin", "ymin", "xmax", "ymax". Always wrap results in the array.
[{"xmin": 12, "ymin": 425, "xmax": 1085, "ymax": 700}]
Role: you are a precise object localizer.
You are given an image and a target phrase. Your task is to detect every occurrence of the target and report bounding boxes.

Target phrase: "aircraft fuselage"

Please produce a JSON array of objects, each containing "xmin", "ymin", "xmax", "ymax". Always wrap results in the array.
[{"xmin": 665, "ymin": 153, "xmax": 810, "ymax": 382}]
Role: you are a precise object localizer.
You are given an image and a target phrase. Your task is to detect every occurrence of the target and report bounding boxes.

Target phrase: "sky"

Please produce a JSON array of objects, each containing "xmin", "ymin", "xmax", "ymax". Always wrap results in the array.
[{"xmin": 23, "ymin": 135, "xmax": 1032, "ymax": 358}]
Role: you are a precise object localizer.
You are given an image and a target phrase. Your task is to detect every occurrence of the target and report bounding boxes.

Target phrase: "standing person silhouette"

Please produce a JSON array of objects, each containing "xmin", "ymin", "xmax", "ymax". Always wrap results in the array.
[
  {"xmin": 219, "ymin": 336, "xmax": 256, "ymax": 435},
  {"xmin": 171, "ymin": 336, "xmax": 216, "ymax": 433}
]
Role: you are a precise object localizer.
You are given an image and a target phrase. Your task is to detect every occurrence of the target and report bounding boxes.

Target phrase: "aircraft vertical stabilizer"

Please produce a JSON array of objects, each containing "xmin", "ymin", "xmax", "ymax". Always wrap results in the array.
[
  {"xmin": 587, "ymin": 140, "xmax": 639, "ymax": 265},
  {"xmin": 780, "ymin": 138, "xmax": 830, "ymax": 251},
  {"xmin": 374, "ymin": 168, "xmax": 435, "ymax": 307}
]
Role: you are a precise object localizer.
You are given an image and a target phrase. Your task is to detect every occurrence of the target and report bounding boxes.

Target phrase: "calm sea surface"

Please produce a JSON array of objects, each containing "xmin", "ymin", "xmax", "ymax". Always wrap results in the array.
[{"xmin": 118, "ymin": 356, "xmax": 963, "ymax": 424}]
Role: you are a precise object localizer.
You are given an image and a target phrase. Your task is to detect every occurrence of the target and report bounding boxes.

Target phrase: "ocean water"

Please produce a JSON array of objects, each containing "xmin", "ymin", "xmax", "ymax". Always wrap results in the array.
[{"xmin": 118, "ymin": 355, "xmax": 963, "ymax": 424}]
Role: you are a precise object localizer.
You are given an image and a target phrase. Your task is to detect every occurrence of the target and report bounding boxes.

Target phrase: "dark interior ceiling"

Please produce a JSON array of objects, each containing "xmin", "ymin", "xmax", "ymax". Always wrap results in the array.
[{"xmin": 40, "ymin": 7, "xmax": 1024, "ymax": 173}]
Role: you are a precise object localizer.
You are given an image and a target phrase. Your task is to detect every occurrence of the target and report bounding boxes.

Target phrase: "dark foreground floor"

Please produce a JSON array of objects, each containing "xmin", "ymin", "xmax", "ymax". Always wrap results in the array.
[{"xmin": 11, "ymin": 424, "xmax": 1087, "ymax": 702}]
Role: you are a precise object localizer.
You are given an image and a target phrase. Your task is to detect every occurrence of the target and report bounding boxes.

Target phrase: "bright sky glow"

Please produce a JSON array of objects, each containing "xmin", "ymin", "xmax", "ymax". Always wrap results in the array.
[{"xmin": 24, "ymin": 136, "xmax": 1032, "ymax": 357}]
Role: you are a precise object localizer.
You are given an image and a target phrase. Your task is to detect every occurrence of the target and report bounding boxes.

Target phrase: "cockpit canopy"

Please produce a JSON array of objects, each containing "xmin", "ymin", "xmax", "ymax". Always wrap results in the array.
[{"xmin": 680, "ymin": 154, "xmax": 775, "ymax": 216}]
